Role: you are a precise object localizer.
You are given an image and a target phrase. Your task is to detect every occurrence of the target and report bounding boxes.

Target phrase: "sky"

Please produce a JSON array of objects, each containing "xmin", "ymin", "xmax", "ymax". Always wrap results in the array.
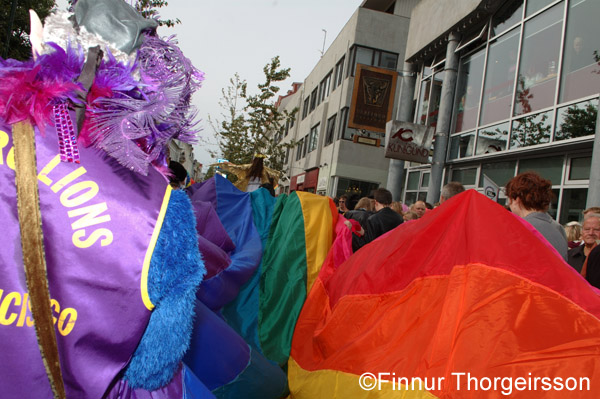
[{"xmin": 56, "ymin": 0, "xmax": 364, "ymax": 169}]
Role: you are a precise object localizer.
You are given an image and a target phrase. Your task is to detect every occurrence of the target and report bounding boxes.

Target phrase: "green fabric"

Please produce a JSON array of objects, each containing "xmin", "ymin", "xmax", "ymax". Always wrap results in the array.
[{"xmin": 258, "ymin": 193, "xmax": 307, "ymax": 366}]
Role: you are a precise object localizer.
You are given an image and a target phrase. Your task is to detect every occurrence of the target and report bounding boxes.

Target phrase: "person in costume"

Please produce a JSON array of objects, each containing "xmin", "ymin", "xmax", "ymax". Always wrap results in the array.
[
  {"xmin": 215, "ymin": 155, "xmax": 281, "ymax": 193},
  {"xmin": 0, "ymin": 1, "xmax": 210, "ymax": 397}
]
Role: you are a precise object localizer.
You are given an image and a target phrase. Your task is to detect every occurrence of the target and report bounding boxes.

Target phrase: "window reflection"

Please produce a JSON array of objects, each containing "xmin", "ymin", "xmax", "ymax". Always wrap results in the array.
[
  {"xmin": 477, "ymin": 122, "xmax": 509, "ymax": 155},
  {"xmin": 554, "ymin": 99, "xmax": 598, "ymax": 140},
  {"xmin": 428, "ymin": 71, "xmax": 444, "ymax": 128},
  {"xmin": 491, "ymin": 1, "xmax": 523, "ymax": 37},
  {"xmin": 416, "ymin": 79, "xmax": 430, "ymax": 125},
  {"xmin": 449, "ymin": 132, "xmax": 475, "ymax": 159},
  {"xmin": 514, "ymin": 3, "xmax": 563, "ymax": 115},
  {"xmin": 510, "ymin": 110, "xmax": 553, "ymax": 149},
  {"xmin": 518, "ymin": 155, "xmax": 563, "ymax": 184},
  {"xmin": 479, "ymin": 160, "xmax": 516, "ymax": 187},
  {"xmin": 526, "ymin": 0, "xmax": 554, "ymax": 17},
  {"xmin": 454, "ymin": 50, "xmax": 485, "ymax": 133},
  {"xmin": 559, "ymin": 0, "xmax": 600, "ymax": 102},
  {"xmin": 480, "ymin": 28, "xmax": 520, "ymax": 126}
]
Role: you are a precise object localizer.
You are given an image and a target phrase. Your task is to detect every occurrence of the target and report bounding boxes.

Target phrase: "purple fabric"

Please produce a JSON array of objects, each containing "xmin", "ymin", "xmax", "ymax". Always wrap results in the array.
[
  {"xmin": 105, "ymin": 364, "xmax": 185, "ymax": 399},
  {"xmin": 0, "ymin": 116, "xmax": 167, "ymax": 398}
]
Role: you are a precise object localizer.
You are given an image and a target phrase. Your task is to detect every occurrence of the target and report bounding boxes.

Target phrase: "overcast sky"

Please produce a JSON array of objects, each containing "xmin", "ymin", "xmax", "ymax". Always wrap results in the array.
[{"xmin": 56, "ymin": 0, "xmax": 363, "ymax": 168}]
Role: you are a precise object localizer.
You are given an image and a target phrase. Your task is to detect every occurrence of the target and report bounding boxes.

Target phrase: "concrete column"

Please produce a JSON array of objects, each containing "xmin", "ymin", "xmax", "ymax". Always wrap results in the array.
[
  {"xmin": 586, "ymin": 99, "xmax": 600, "ymax": 208},
  {"xmin": 386, "ymin": 62, "xmax": 417, "ymax": 201},
  {"xmin": 426, "ymin": 32, "xmax": 460, "ymax": 204}
]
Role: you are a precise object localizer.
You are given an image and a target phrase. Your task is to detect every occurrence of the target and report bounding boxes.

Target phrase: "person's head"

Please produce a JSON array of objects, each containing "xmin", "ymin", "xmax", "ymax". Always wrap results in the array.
[
  {"xmin": 372, "ymin": 188, "xmax": 393, "ymax": 211},
  {"xmin": 390, "ymin": 201, "xmax": 403, "ymax": 214},
  {"xmin": 403, "ymin": 211, "xmax": 419, "ymax": 221},
  {"xmin": 583, "ymin": 207, "xmax": 600, "ymax": 216},
  {"xmin": 355, "ymin": 197, "xmax": 373, "ymax": 211},
  {"xmin": 582, "ymin": 214, "xmax": 600, "ymax": 246},
  {"xmin": 564, "ymin": 221, "xmax": 582, "ymax": 243},
  {"xmin": 339, "ymin": 194, "xmax": 350, "ymax": 212},
  {"xmin": 440, "ymin": 181, "xmax": 465, "ymax": 203},
  {"xmin": 412, "ymin": 200, "xmax": 427, "ymax": 218},
  {"xmin": 259, "ymin": 182, "xmax": 275, "ymax": 196},
  {"xmin": 573, "ymin": 36, "xmax": 583, "ymax": 54},
  {"xmin": 168, "ymin": 161, "xmax": 188, "ymax": 189},
  {"xmin": 247, "ymin": 156, "xmax": 265, "ymax": 179},
  {"xmin": 505, "ymin": 172, "xmax": 554, "ymax": 216}
]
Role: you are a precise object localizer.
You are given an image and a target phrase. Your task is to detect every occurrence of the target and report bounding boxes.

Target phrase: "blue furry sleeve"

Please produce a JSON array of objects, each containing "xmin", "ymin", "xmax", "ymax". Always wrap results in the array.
[{"xmin": 124, "ymin": 189, "xmax": 205, "ymax": 390}]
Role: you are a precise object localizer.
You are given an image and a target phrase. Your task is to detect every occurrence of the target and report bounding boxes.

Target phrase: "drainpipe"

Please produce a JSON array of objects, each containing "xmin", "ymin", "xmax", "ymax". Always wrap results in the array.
[
  {"xmin": 386, "ymin": 62, "xmax": 417, "ymax": 201},
  {"xmin": 426, "ymin": 31, "xmax": 460, "ymax": 204},
  {"xmin": 586, "ymin": 97, "xmax": 600, "ymax": 208}
]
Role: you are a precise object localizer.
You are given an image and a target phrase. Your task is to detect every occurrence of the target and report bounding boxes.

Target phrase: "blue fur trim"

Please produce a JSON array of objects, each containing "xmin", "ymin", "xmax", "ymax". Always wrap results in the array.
[{"xmin": 124, "ymin": 189, "xmax": 206, "ymax": 390}]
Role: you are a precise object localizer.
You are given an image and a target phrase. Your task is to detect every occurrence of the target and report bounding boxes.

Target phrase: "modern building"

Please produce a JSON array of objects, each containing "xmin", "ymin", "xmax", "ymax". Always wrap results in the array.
[
  {"xmin": 276, "ymin": 0, "xmax": 419, "ymax": 199},
  {"xmin": 394, "ymin": 0, "xmax": 599, "ymax": 223}
]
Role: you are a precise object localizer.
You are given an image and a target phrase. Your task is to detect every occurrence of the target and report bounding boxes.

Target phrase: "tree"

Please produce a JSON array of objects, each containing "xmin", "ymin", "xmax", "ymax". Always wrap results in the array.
[
  {"xmin": 210, "ymin": 56, "xmax": 297, "ymax": 181},
  {"xmin": 134, "ymin": 0, "xmax": 180, "ymax": 27},
  {"xmin": 1, "ymin": 0, "xmax": 54, "ymax": 60},
  {"xmin": 558, "ymin": 103, "xmax": 597, "ymax": 140}
]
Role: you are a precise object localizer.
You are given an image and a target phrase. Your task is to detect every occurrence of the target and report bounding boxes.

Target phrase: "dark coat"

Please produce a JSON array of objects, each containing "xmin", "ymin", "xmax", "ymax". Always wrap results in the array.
[
  {"xmin": 586, "ymin": 245, "xmax": 600, "ymax": 289},
  {"xmin": 355, "ymin": 207, "xmax": 403, "ymax": 251},
  {"xmin": 567, "ymin": 244, "xmax": 586, "ymax": 273}
]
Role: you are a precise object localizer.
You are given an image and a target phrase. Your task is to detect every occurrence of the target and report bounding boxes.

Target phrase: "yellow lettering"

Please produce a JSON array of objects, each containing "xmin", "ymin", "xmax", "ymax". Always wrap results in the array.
[
  {"xmin": 68, "ymin": 202, "xmax": 111, "ymax": 230},
  {"xmin": 51, "ymin": 166, "xmax": 86, "ymax": 193},
  {"xmin": 57, "ymin": 308, "xmax": 77, "ymax": 336},
  {"xmin": 37, "ymin": 155, "xmax": 61, "ymax": 186},
  {"xmin": 50, "ymin": 298, "xmax": 60, "ymax": 324},
  {"xmin": 72, "ymin": 228, "xmax": 113, "ymax": 248},
  {"xmin": 6, "ymin": 147, "xmax": 14, "ymax": 170},
  {"xmin": 60, "ymin": 180, "xmax": 99, "ymax": 207},
  {"xmin": 26, "ymin": 298, "xmax": 34, "ymax": 327},
  {"xmin": 0, "ymin": 291, "xmax": 21, "ymax": 325},
  {"xmin": 0, "ymin": 129, "xmax": 8, "ymax": 165},
  {"xmin": 16, "ymin": 292, "xmax": 29, "ymax": 327}
]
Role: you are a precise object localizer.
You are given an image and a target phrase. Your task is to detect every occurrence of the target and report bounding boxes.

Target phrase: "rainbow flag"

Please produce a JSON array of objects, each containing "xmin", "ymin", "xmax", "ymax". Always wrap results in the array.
[{"xmin": 289, "ymin": 190, "xmax": 600, "ymax": 398}]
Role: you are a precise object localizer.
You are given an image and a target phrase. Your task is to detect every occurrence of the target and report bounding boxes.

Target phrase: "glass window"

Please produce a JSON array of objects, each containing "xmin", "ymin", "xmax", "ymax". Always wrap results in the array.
[
  {"xmin": 510, "ymin": 110, "xmax": 553, "ymax": 149},
  {"xmin": 428, "ymin": 71, "xmax": 444, "ymax": 128},
  {"xmin": 407, "ymin": 171, "xmax": 420, "ymax": 190},
  {"xmin": 559, "ymin": 188, "xmax": 588, "ymax": 224},
  {"xmin": 309, "ymin": 88, "xmax": 318, "ymax": 111},
  {"xmin": 454, "ymin": 49, "xmax": 485, "ymax": 133},
  {"xmin": 569, "ymin": 157, "xmax": 591, "ymax": 180},
  {"xmin": 295, "ymin": 139, "xmax": 303, "ymax": 161},
  {"xmin": 554, "ymin": 99, "xmax": 598, "ymax": 141},
  {"xmin": 479, "ymin": 160, "xmax": 516, "ymax": 187},
  {"xmin": 333, "ymin": 56, "xmax": 345, "ymax": 89},
  {"xmin": 338, "ymin": 107, "xmax": 349, "ymax": 139},
  {"xmin": 518, "ymin": 155, "xmax": 563, "ymax": 184},
  {"xmin": 302, "ymin": 135, "xmax": 309, "ymax": 157},
  {"xmin": 423, "ymin": 64, "xmax": 432, "ymax": 78},
  {"xmin": 514, "ymin": 3, "xmax": 563, "ymax": 115},
  {"xmin": 308, "ymin": 124, "xmax": 320, "ymax": 152},
  {"xmin": 476, "ymin": 121, "xmax": 509, "ymax": 155},
  {"xmin": 356, "ymin": 47, "xmax": 374, "ymax": 66},
  {"xmin": 449, "ymin": 132, "xmax": 476, "ymax": 159},
  {"xmin": 416, "ymin": 79, "xmax": 431, "ymax": 125},
  {"xmin": 324, "ymin": 114, "xmax": 336, "ymax": 146},
  {"xmin": 480, "ymin": 28, "xmax": 521, "ymax": 126},
  {"xmin": 548, "ymin": 188, "xmax": 560, "ymax": 220},
  {"xmin": 526, "ymin": 0, "xmax": 555, "ymax": 17},
  {"xmin": 491, "ymin": 1, "xmax": 524, "ymax": 37},
  {"xmin": 380, "ymin": 52, "xmax": 398, "ymax": 69},
  {"xmin": 404, "ymin": 192, "xmax": 417, "ymax": 205},
  {"xmin": 302, "ymin": 98, "xmax": 310, "ymax": 119},
  {"xmin": 559, "ymin": 0, "xmax": 600, "ymax": 103},
  {"xmin": 421, "ymin": 172, "xmax": 430, "ymax": 188},
  {"xmin": 451, "ymin": 168, "xmax": 477, "ymax": 186}
]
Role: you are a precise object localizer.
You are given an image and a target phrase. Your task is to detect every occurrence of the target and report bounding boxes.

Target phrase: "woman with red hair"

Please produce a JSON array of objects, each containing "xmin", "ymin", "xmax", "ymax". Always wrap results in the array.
[{"xmin": 505, "ymin": 171, "xmax": 568, "ymax": 261}]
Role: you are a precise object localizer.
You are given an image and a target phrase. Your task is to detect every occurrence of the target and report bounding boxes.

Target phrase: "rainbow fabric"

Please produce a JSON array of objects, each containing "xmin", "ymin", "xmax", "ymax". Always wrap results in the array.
[{"xmin": 289, "ymin": 190, "xmax": 600, "ymax": 398}]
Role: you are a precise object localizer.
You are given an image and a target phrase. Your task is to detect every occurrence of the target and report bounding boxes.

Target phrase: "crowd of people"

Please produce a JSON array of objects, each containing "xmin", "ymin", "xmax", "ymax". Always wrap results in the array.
[{"xmin": 330, "ymin": 172, "xmax": 600, "ymax": 290}]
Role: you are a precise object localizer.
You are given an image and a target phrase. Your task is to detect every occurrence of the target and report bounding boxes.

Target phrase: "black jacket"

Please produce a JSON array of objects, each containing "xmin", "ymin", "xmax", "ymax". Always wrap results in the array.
[{"xmin": 355, "ymin": 207, "xmax": 403, "ymax": 251}]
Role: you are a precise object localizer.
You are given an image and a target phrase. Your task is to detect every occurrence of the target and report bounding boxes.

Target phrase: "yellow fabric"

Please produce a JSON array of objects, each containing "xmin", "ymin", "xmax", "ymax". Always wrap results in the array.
[
  {"xmin": 140, "ymin": 185, "xmax": 172, "ymax": 310},
  {"xmin": 212, "ymin": 162, "xmax": 280, "ymax": 192},
  {"xmin": 288, "ymin": 358, "xmax": 439, "ymax": 399},
  {"xmin": 297, "ymin": 192, "xmax": 333, "ymax": 293}
]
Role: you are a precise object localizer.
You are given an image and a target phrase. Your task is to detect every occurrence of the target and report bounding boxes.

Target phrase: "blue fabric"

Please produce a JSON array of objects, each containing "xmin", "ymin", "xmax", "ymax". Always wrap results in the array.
[
  {"xmin": 182, "ymin": 364, "xmax": 216, "ymax": 399},
  {"xmin": 196, "ymin": 175, "xmax": 262, "ymax": 310},
  {"xmin": 183, "ymin": 300, "xmax": 250, "ymax": 391},
  {"xmin": 221, "ymin": 188, "xmax": 276, "ymax": 352},
  {"xmin": 211, "ymin": 346, "xmax": 288, "ymax": 399},
  {"xmin": 124, "ymin": 189, "xmax": 205, "ymax": 390}
]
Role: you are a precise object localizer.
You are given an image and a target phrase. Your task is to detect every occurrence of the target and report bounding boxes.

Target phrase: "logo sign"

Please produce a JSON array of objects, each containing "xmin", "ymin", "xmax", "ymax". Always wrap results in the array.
[
  {"xmin": 482, "ymin": 174, "xmax": 500, "ymax": 202},
  {"xmin": 348, "ymin": 64, "xmax": 398, "ymax": 133},
  {"xmin": 384, "ymin": 120, "xmax": 434, "ymax": 163}
]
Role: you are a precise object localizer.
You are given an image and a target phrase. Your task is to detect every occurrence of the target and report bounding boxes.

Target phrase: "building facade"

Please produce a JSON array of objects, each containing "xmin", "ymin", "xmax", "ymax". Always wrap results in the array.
[
  {"xmin": 276, "ymin": 0, "xmax": 419, "ymax": 199},
  {"xmin": 397, "ymin": 0, "xmax": 599, "ymax": 223}
]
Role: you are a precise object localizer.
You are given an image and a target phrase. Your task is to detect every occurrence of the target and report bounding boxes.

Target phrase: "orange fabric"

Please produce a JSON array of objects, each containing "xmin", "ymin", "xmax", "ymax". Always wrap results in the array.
[{"xmin": 292, "ymin": 264, "xmax": 600, "ymax": 398}]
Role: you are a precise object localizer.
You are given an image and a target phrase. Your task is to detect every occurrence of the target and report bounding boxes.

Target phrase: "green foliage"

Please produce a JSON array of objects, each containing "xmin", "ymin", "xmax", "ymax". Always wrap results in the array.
[
  {"xmin": 0, "ymin": 0, "xmax": 55, "ymax": 60},
  {"xmin": 558, "ymin": 103, "xmax": 597, "ymax": 140},
  {"xmin": 134, "ymin": 0, "xmax": 180, "ymax": 27},
  {"xmin": 210, "ymin": 56, "xmax": 298, "ymax": 179}
]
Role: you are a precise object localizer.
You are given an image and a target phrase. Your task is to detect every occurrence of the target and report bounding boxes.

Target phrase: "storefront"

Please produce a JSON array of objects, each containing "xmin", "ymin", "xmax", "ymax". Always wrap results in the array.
[{"xmin": 402, "ymin": 0, "xmax": 598, "ymax": 223}]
